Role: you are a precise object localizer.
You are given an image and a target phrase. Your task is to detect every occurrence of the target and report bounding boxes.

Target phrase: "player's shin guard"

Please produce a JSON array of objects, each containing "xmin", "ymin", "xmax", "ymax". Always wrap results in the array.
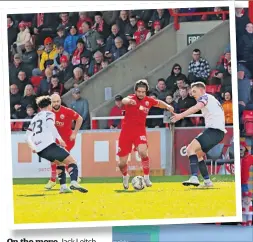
[
  {"xmin": 198, "ymin": 160, "xmax": 209, "ymax": 180},
  {"xmin": 189, "ymin": 155, "xmax": 199, "ymax": 177},
  {"xmin": 68, "ymin": 163, "xmax": 78, "ymax": 181},
  {"xmin": 57, "ymin": 166, "xmax": 66, "ymax": 185},
  {"xmin": 141, "ymin": 156, "xmax": 150, "ymax": 175},
  {"xmin": 50, "ymin": 163, "xmax": 57, "ymax": 182}
]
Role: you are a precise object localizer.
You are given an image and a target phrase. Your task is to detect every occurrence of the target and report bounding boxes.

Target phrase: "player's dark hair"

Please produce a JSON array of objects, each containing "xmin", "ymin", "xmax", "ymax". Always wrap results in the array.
[
  {"xmin": 134, "ymin": 79, "xmax": 149, "ymax": 92},
  {"xmin": 191, "ymin": 82, "xmax": 206, "ymax": 89},
  {"xmin": 36, "ymin": 96, "xmax": 51, "ymax": 109}
]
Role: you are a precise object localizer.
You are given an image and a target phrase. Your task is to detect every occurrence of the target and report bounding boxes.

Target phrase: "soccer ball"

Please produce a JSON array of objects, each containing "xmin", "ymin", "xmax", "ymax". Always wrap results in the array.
[{"xmin": 131, "ymin": 176, "xmax": 145, "ymax": 190}]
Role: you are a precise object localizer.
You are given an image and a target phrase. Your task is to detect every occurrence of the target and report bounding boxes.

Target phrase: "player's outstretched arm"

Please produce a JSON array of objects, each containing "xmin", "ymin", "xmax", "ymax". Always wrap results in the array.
[
  {"xmin": 171, "ymin": 102, "xmax": 204, "ymax": 123},
  {"xmin": 155, "ymin": 100, "xmax": 174, "ymax": 113},
  {"xmin": 74, "ymin": 115, "xmax": 83, "ymax": 134},
  {"xmin": 122, "ymin": 96, "xmax": 136, "ymax": 105}
]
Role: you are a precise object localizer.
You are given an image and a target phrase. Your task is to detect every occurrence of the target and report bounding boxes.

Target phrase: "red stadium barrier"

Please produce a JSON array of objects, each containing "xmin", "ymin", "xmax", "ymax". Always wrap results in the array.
[{"xmin": 170, "ymin": 10, "xmax": 229, "ymax": 30}]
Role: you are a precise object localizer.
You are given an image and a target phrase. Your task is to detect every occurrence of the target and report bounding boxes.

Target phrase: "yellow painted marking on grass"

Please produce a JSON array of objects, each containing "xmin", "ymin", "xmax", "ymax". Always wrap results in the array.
[{"xmin": 13, "ymin": 182, "xmax": 236, "ymax": 224}]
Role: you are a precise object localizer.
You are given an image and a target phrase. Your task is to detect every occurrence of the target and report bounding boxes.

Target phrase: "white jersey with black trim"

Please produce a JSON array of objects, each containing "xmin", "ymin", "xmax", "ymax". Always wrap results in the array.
[
  {"xmin": 26, "ymin": 111, "xmax": 57, "ymax": 152},
  {"xmin": 197, "ymin": 93, "xmax": 226, "ymax": 133}
]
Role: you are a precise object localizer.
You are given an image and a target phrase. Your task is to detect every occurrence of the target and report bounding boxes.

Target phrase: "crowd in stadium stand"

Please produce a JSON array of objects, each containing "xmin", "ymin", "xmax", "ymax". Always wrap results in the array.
[{"xmin": 8, "ymin": 7, "xmax": 231, "ymax": 131}]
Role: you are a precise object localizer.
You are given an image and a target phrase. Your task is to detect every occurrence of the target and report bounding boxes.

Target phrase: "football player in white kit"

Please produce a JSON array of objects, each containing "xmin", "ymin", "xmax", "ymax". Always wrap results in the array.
[
  {"xmin": 26, "ymin": 95, "xmax": 88, "ymax": 194},
  {"xmin": 171, "ymin": 82, "xmax": 226, "ymax": 187}
]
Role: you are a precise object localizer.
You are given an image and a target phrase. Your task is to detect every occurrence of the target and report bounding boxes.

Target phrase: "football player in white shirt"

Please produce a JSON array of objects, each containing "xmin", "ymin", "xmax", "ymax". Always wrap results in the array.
[
  {"xmin": 171, "ymin": 82, "xmax": 226, "ymax": 187},
  {"xmin": 26, "ymin": 96, "xmax": 88, "ymax": 194}
]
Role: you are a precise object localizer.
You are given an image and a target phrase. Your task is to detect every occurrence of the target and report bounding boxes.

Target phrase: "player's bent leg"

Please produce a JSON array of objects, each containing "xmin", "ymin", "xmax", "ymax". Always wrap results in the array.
[
  {"xmin": 197, "ymin": 151, "xmax": 213, "ymax": 188},
  {"xmin": 118, "ymin": 156, "xmax": 130, "ymax": 190},
  {"xmin": 182, "ymin": 139, "xmax": 202, "ymax": 187},
  {"xmin": 137, "ymin": 144, "xmax": 152, "ymax": 187},
  {"xmin": 65, "ymin": 142, "xmax": 81, "ymax": 184},
  {"xmin": 63, "ymin": 155, "xmax": 88, "ymax": 193},
  {"xmin": 57, "ymin": 166, "xmax": 72, "ymax": 194}
]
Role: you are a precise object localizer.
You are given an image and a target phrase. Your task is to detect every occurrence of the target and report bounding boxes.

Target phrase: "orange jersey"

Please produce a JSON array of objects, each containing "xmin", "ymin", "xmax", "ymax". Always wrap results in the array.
[{"xmin": 52, "ymin": 106, "xmax": 79, "ymax": 139}]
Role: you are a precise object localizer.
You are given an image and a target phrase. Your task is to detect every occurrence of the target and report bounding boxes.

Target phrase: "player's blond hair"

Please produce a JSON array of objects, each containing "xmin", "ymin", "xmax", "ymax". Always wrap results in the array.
[{"xmin": 191, "ymin": 82, "xmax": 206, "ymax": 89}]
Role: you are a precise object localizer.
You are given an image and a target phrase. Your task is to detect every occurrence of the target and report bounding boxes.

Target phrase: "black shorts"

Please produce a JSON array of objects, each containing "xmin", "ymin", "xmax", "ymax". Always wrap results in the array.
[
  {"xmin": 37, "ymin": 143, "xmax": 70, "ymax": 162},
  {"xmin": 195, "ymin": 128, "xmax": 225, "ymax": 153}
]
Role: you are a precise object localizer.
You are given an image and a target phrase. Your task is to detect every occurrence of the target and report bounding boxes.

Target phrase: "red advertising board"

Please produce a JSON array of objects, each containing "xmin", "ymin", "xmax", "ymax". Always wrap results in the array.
[{"xmin": 174, "ymin": 127, "xmax": 233, "ymax": 175}]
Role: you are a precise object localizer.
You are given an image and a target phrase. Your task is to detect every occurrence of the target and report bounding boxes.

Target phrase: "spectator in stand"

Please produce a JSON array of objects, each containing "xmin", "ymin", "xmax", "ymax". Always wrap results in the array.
[
  {"xmin": 69, "ymin": 87, "xmax": 90, "ymax": 130},
  {"xmin": 57, "ymin": 55, "xmax": 73, "ymax": 84},
  {"xmin": 165, "ymin": 94, "xmax": 178, "ymax": 112},
  {"xmin": 125, "ymin": 15, "xmax": 138, "ymax": 40},
  {"xmin": 235, "ymin": 8, "xmax": 250, "ymax": 41},
  {"xmin": 238, "ymin": 63, "xmax": 252, "ymax": 116},
  {"xmin": 222, "ymin": 91, "xmax": 233, "ymax": 125},
  {"xmin": 64, "ymin": 67, "xmax": 85, "ymax": 91},
  {"xmin": 105, "ymin": 24, "xmax": 128, "ymax": 58},
  {"xmin": 77, "ymin": 12, "xmax": 93, "ymax": 34},
  {"xmin": 39, "ymin": 37, "xmax": 57, "ymax": 72},
  {"xmin": 59, "ymin": 12, "xmax": 74, "ymax": 35},
  {"xmin": 21, "ymin": 41, "xmax": 38, "ymax": 78},
  {"xmin": 116, "ymin": 10, "xmax": 130, "ymax": 35},
  {"xmin": 9, "ymin": 53, "xmax": 27, "ymax": 85},
  {"xmin": 15, "ymin": 84, "xmax": 37, "ymax": 119},
  {"xmin": 150, "ymin": 78, "xmax": 171, "ymax": 102},
  {"xmin": 216, "ymin": 45, "xmax": 231, "ymax": 75},
  {"xmin": 11, "ymin": 21, "xmax": 31, "ymax": 55},
  {"xmin": 111, "ymin": 37, "xmax": 127, "ymax": 62},
  {"xmin": 10, "ymin": 84, "xmax": 21, "ymax": 118},
  {"xmin": 207, "ymin": 7, "xmax": 227, "ymax": 21},
  {"xmin": 100, "ymin": 11, "xmax": 120, "ymax": 27},
  {"xmin": 237, "ymin": 22, "xmax": 253, "ymax": 76},
  {"xmin": 79, "ymin": 52, "xmax": 91, "ymax": 75},
  {"xmin": 53, "ymin": 43, "xmax": 70, "ymax": 71},
  {"xmin": 173, "ymin": 78, "xmax": 189, "ymax": 103},
  {"xmin": 22, "ymin": 105, "xmax": 36, "ymax": 131},
  {"xmin": 146, "ymin": 92, "xmax": 164, "ymax": 128},
  {"xmin": 165, "ymin": 63, "xmax": 187, "ymax": 92},
  {"xmin": 53, "ymin": 25, "xmax": 66, "ymax": 47},
  {"xmin": 92, "ymin": 11, "xmax": 110, "ymax": 39},
  {"xmin": 71, "ymin": 38, "xmax": 91, "ymax": 68},
  {"xmin": 177, "ymin": 87, "xmax": 197, "ymax": 127},
  {"xmin": 150, "ymin": 21, "xmax": 162, "ymax": 36},
  {"xmin": 188, "ymin": 49, "xmax": 210, "ymax": 83},
  {"xmin": 64, "ymin": 26, "xmax": 81, "ymax": 56},
  {"xmin": 221, "ymin": 62, "xmax": 232, "ymax": 95},
  {"xmin": 128, "ymin": 37, "xmax": 137, "ymax": 51},
  {"xmin": 48, "ymin": 75, "xmax": 65, "ymax": 96},
  {"xmin": 149, "ymin": 9, "xmax": 170, "ymax": 29},
  {"xmin": 93, "ymin": 35, "xmax": 106, "ymax": 55},
  {"xmin": 8, "ymin": 15, "xmax": 18, "ymax": 61},
  {"xmin": 108, "ymin": 95, "xmax": 124, "ymax": 129},
  {"xmin": 37, "ymin": 67, "xmax": 53, "ymax": 96},
  {"xmin": 81, "ymin": 21, "xmax": 101, "ymax": 52},
  {"xmin": 180, "ymin": 8, "xmax": 200, "ymax": 21},
  {"xmin": 169, "ymin": 9, "xmax": 186, "ymax": 24},
  {"xmin": 12, "ymin": 70, "xmax": 31, "ymax": 96},
  {"xmin": 88, "ymin": 51, "xmax": 104, "ymax": 77},
  {"xmin": 101, "ymin": 60, "xmax": 109, "ymax": 69},
  {"xmin": 134, "ymin": 20, "xmax": 151, "ymax": 46},
  {"xmin": 129, "ymin": 9, "xmax": 153, "ymax": 23},
  {"xmin": 33, "ymin": 13, "xmax": 58, "ymax": 48}
]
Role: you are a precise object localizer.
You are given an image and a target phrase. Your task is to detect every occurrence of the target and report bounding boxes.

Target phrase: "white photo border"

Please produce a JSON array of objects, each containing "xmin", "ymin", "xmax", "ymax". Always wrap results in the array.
[{"xmin": 0, "ymin": 0, "xmax": 242, "ymax": 230}]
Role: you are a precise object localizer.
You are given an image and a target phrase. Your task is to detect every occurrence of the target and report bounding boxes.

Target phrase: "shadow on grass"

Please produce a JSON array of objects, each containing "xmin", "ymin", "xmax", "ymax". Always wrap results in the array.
[
  {"xmin": 114, "ymin": 190, "xmax": 140, "ymax": 193},
  {"xmin": 17, "ymin": 194, "xmax": 55, "ymax": 197}
]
